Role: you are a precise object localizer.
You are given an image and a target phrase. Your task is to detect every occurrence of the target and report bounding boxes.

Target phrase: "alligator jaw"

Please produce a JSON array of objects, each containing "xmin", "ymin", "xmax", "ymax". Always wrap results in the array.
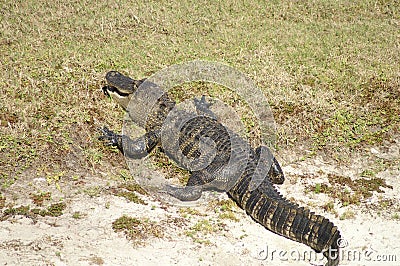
[
  {"xmin": 103, "ymin": 71, "xmax": 139, "ymax": 110},
  {"xmin": 105, "ymin": 71, "xmax": 136, "ymax": 94},
  {"xmin": 102, "ymin": 85, "xmax": 131, "ymax": 97}
]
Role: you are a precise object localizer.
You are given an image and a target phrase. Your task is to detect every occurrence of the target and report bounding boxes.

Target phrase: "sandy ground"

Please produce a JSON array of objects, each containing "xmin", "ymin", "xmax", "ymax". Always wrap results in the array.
[{"xmin": 1, "ymin": 141, "xmax": 399, "ymax": 266}]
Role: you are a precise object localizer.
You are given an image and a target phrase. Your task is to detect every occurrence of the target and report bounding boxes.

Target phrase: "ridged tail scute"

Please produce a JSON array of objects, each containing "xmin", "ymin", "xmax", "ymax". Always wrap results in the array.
[{"xmin": 233, "ymin": 185, "xmax": 341, "ymax": 266}]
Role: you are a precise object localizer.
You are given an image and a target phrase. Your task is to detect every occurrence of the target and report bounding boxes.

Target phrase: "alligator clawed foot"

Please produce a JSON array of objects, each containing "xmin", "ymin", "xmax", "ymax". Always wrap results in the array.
[
  {"xmin": 194, "ymin": 95, "xmax": 212, "ymax": 108},
  {"xmin": 194, "ymin": 95, "xmax": 217, "ymax": 120},
  {"xmin": 98, "ymin": 126, "xmax": 120, "ymax": 147}
]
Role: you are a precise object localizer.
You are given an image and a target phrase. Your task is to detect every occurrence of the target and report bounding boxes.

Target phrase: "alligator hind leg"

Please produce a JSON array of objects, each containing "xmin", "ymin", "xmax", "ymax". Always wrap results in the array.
[
  {"xmin": 165, "ymin": 171, "xmax": 205, "ymax": 201},
  {"xmin": 255, "ymin": 146, "xmax": 285, "ymax": 185},
  {"xmin": 165, "ymin": 184, "xmax": 203, "ymax": 201},
  {"xmin": 98, "ymin": 126, "xmax": 158, "ymax": 159}
]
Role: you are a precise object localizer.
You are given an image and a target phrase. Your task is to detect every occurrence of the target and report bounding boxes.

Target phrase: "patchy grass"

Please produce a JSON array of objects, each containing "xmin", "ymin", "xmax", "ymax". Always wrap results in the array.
[
  {"xmin": 0, "ymin": 194, "xmax": 5, "ymax": 209},
  {"xmin": 184, "ymin": 218, "xmax": 227, "ymax": 245},
  {"xmin": 340, "ymin": 209, "xmax": 356, "ymax": 220},
  {"xmin": 208, "ymin": 199, "xmax": 240, "ymax": 222},
  {"xmin": 1, "ymin": 202, "xmax": 66, "ymax": 220},
  {"xmin": 72, "ymin": 211, "xmax": 85, "ymax": 219},
  {"xmin": 113, "ymin": 191, "xmax": 146, "ymax": 205},
  {"xmin": 179, "ymin": 207, "xmax": 205, "ymax": 218},
  {"xmin": 118, "ymin": 183, "xmax": 148, "ymax": 195},
  {"xmin": 3, "ymin": 205, "xmax": 31, "ymax": 217},
  {"xmin": 83, "ymin": 186, "xmax": 103, "ymax": 197},
  {"xmin": 31, "ymin": 191, "xmax": 52, "ymax": 206},
  {"xmin": 307, "ymin": 173, "xmax": 393, "ymax": 205},
  {"xmin": 112, "ymin": 215, "xmax": 163, "ymax": 246},
  {"xmin": 43, "ymin": 202, "xmax": 67, "ymax": 217},
  {"xmin": 108, "ymin": 182, "xmax": 148, "ymax": 205},
  {"xmin": 0, "ymin": 0, "xmax": 399, "ymax": 218},
  {"xmin": 322, "ymin": 201, "xmax": 338, "ymax": 216}
]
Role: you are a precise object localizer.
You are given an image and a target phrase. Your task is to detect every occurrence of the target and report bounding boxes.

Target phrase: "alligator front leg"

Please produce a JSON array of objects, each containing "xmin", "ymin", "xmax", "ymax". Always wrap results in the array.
[
  {"xmin": 194, "ymin": 95, "xmax": 218, "ymax": 120},
  {"xmin": 98, "ymin": 126, "xmax": 158, "ymax": 159}
]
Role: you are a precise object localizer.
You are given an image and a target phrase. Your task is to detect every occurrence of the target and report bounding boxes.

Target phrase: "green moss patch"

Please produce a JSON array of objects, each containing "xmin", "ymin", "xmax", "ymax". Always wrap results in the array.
[
  {"xmin": 1, "ymin": 202, "xmax": 66, "ymax": 220},
  {"xmin": 307, "ymin": 174, "xmax": 393, "ymax": 205},
  {"xmin": 184, "ymin": 218, "xmax": 226, "ymax": 246},
  {"xmin": 31, "ymin": 191, "xmax": 52, "ymax": 206},
  {"xmin": 112, "ymin": 215, "xmax": 163, "ymax": 246},
  {"xmin": 109, "ymin": 183, "xmax": 148, "ymax": 205}
]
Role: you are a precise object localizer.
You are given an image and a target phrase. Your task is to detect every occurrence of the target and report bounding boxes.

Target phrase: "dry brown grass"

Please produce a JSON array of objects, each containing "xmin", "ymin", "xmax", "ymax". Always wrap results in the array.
[{"xmin": 1, "ymin": 0, "xmax": 399, "ymax": 198}]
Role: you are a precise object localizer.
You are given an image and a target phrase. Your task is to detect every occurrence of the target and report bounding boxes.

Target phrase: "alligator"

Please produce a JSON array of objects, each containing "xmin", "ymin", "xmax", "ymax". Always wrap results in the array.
[{"xmin": 99, "ymin": 70, "xmax": 341, "ymax": 266}]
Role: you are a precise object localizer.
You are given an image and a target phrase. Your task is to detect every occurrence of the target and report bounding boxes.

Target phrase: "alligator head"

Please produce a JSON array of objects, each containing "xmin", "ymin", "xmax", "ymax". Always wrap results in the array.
[{"xmin": 102, "ymin": 71, "xmax": 145, "ymax": 110}]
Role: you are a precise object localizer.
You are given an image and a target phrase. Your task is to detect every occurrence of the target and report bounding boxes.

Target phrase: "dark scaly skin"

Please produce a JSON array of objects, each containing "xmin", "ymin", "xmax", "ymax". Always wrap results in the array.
[{"xmin": 99, "ymin": 71, "xmax": 341, "ymax": 266}]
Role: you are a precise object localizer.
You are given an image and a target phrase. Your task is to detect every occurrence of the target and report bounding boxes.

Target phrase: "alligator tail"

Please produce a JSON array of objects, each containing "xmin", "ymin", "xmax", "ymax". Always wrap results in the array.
[
  {"xmin": 254, "ymin": 193, "xmax": 340, "ymax": 265},
  {"xmin": 230, "ymin": 179, "xmax": 341, "ymax": 266}
]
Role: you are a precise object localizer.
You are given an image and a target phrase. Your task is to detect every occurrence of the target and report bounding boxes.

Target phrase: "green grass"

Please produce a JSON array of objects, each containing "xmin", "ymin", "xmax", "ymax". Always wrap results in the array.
[
  {"xmin": 0, "ymin": 1, "xmax": 399, "ymax": 197},
  {"xmin": 307, "ymin": 173, "xmax": 394, "ymax": 205},
  {"xmin": 112, "ymin": 215, "xmax": 163, "ymax": 245},
  {"xmin": 2, "ymin": 202, "xmax": 66, "ymax": 219}
]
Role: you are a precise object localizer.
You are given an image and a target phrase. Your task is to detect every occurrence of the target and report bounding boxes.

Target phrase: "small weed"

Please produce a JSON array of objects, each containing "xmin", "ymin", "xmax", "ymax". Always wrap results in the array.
[
  {"xmin": 360, "ymin": 169, "xmax": 375, "ymax": 178},
  {"xmin": 3, "ymin": 205, "xmax": 31, "ymax": 216},
  {"xmin": 72, "ymin": 211, "xmax": 84, "ymax": 219},
  {"xmin": 1, "ymin": 203, "xmax": 66, "ymax": 220},
  {"xmin": 0, "ymin": 194, "xmax": 5, "ymax": 209},
  {"xmin": 184, "ymin": 230, "xmax": 212, "ymax": 246},
  {"xmin": 112, "ymin": 215, "xmax": 163, "ymax": 245},
  {"xmin": 314, "ymin": 183, "xmax": 322, "ymax": 194},
  {"xmin": 110, "ymin": 184, "xmax": 147, "ymax": 205},
  {"xmin": 192, "ymin": 219, "xmax": 214, "ymax": 233},
  {"xmin": 378, "ymin": 198, "xmax": 394, "ymax": 209},
  {"xmin": 179, "ymin": 207, "xmax": 204, "ymax": 217},
  {"xmin": 340, "ymin": 210, "xmax": 355, "ymax": 220},
  {"xmin": 208, "ymin": 199, "xmax": 237, "ymax": 212},
  {"xmin": 240, "ymin": 234, "xmax": 248, "ymax": 240},
  {"xmin": 31, "ymin": 191, "xmax": 52, "ymax": 206},
  {"xmin": 0, "ymin": 172, "xmax": 17, "ymax": 189},
  {"xmin": 322, "ymin": 201, "xmax": 337, "ymax": 215},
  {"xmin": 184, "ymin": 219, "xmax": 223, "ymax": 246},
  {"xmin": 46, "ymin": 171, "xmax": 64, "ymax": 191},
  {"xmin": 307, "ymin": 174, "xmax": 393, "ymax": 206},
  {"xmin": 208, "ymin": 199, "xmax": 239, "ymax": 222},
  {"xmin": 118, "ymin": 183, "xmax": 147, "ymax": 195},
  {"xmin": 84, "ymin": 186, "xmax": 103, "ymax": 197},
  {"xmin": 115, "ymin": 191, "xmax": 146, "ymax": 205},
  {"xmin": 83, "ymin": 148, "xmax": 103, "ymax": 166},
  {"xmin": 41, "ymin": 202, "xmax": 66, "ymax": 217},
  {"xmin": 218, "ymin": 212, "xmax": 239, "ymax": 222},
  {"xmin": 119, "ymin": 169, "xmax": 133, "ymax": 181}
]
